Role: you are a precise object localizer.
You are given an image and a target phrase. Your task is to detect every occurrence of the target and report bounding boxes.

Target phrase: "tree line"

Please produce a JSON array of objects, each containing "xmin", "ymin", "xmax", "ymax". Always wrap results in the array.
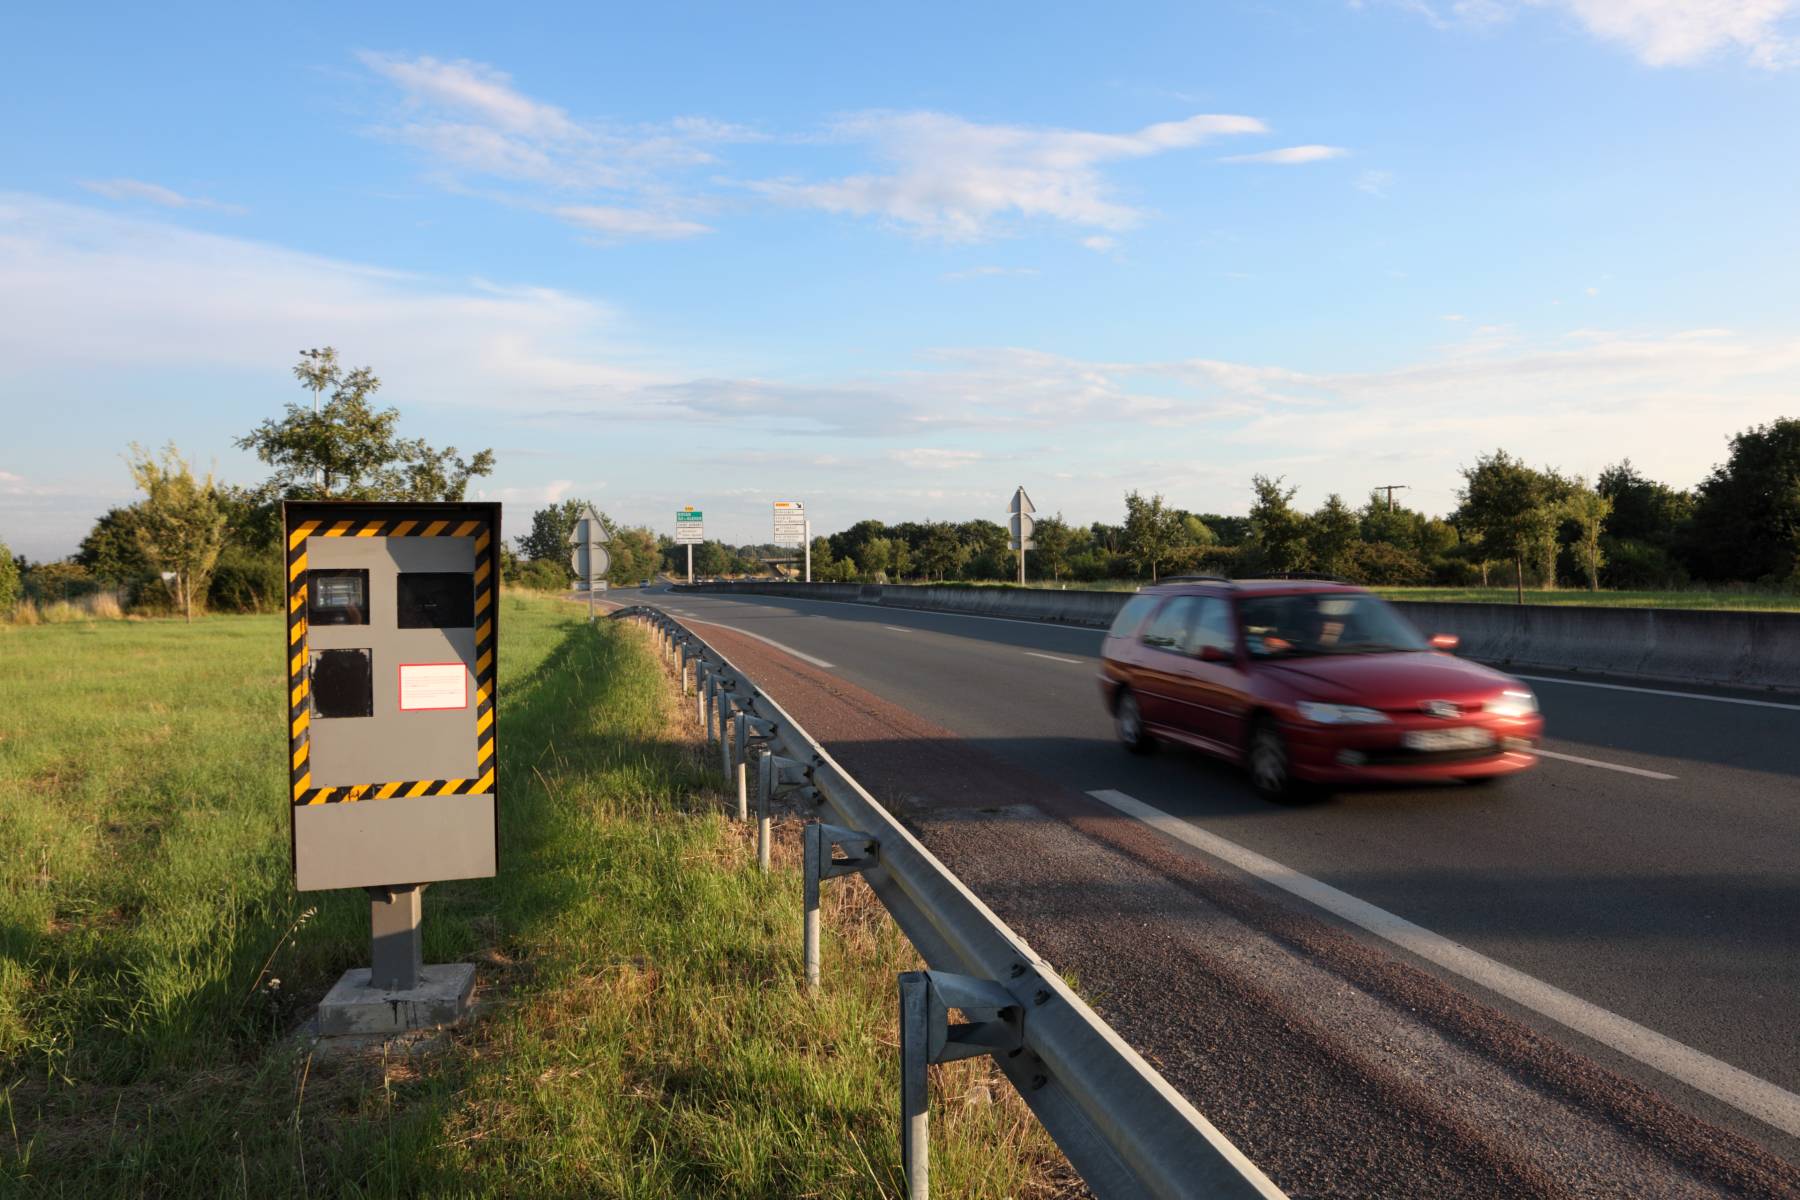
[
  {"xmin": 572, "ymin": 417, "xmax": 1795, "ymax": 597},
  {"xmin": 4, "ymin": 348, "xmax": 501, "ymax": 621}
]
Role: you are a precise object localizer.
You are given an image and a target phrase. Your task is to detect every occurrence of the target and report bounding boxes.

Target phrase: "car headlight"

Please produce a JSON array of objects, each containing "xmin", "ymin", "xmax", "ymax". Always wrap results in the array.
[
  {"xmin": 1486, "ymin": 689, "xmax": 1538, "ymax": 718},
  {"xmin": 1295, "ymin": 701, "xmax": 1391, "ymax": 725}
]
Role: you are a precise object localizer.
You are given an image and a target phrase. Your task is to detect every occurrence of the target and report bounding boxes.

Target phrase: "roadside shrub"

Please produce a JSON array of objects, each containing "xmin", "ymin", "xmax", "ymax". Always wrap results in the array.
[
  {"xmin": 1347, "ymin": 540, "xmax": 1430, "ymax": 586},
  {"xmin": 0, "ymin": 539, "xmax": 18, "ymax": 617},
  {"xmin": 208, "ymin": 543, "xmax": 283, "ymax": 613},
  {"xmin": 1604, "ymin": 537, "xmax": 1690, "ymax": 590},
  {"xmin": 1431, "ymin": 557, "xmax": 1486, "ymax": 587},
  {"xmin": 517, "ymin": 558, "xmax": 569, "ymax": 591}
]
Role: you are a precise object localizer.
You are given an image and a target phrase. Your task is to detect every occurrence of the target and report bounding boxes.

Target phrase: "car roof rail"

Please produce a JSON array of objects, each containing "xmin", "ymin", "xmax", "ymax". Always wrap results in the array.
[{"xmin": 1156, "ymin": 574, "xmax": 1231, "ymax": 584}]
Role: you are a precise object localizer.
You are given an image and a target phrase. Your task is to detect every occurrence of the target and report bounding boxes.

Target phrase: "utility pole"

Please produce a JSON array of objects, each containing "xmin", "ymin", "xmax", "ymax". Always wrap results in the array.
[{"xmin": 1377, "ymin": 484, "xmax": 1410, "ymax": 511}]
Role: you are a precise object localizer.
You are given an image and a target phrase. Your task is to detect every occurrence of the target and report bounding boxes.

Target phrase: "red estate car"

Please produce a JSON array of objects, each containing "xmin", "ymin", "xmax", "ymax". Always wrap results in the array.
[{"xmin": 1098, "ymin": 577, "xmax": 1544, "ymax": 799}]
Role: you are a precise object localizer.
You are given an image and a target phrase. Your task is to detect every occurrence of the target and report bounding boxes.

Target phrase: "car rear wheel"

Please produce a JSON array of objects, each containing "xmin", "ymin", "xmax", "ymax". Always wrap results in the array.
[
  {"xmin": 1114, "ymin": 689, "xmax": 1154, "ymax": 755},
  {"xmin": 1248, "ymin": 718, "xmax": 1306, "ymax": 802}
]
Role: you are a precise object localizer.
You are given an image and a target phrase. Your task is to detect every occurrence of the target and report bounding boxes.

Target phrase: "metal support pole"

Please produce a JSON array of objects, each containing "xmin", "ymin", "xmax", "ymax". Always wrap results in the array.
[
  {"xmin": 804, "ymin": 519, "xmax": 812, "ymax": 583},
  {"xmin": 734, "ymin": 710, "xmax": 748, "ymax": 771},
  {"xmin": 686, "ymin": 542, "xmax": 693, "ymax": 585},
  {"xmin": 368, "ymin": 884, "xmax": 423, "ymax": 991},
  {"xmin": 719, "ymin": 698, "xmax": 733, "ymax": 780},
  {"xmin": 756, "ymin": 751, "xmax": 772, "ymax": 871},
  {"xmin": 803, "ymin": 823, "xmax": 822, "ymax": 991},
  {"xmin": 733, "ymin": 714, "xmax": 748, "ymax": 821},
  {"xmin": 696, "ymin": 672, "xmax": 706, "ymax": 728},
  {"xmin": 682, "ymin": 659, "xmax": 691, "ymax": 695},
  {"xmin": 899, "ymin": 971, "xmax": 931, "ymax": 1199}
]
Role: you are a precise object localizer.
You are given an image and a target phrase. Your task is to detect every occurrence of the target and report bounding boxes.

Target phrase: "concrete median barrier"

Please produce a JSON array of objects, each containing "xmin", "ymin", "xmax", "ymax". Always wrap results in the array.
[{"xmin": 676, "ymin": 581, "xmax": 1800, "ymax": 692}]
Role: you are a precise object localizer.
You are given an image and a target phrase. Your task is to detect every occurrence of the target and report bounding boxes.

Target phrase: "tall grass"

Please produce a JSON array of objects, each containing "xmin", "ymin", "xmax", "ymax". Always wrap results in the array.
[
  {"xmin": 0, "ymin": 595, "xmax": 1063, "ymax": 1196},
  {"xmin": 4, "ymin": 592, "xmax": 128, "ymax": 626}
]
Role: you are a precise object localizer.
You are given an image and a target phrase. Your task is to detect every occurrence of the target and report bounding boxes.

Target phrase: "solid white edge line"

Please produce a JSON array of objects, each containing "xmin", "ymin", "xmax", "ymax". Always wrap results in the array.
[
  {"xmin": 673, "ymin": 615, "xmax": 835, "ymax": 670},
  {"xmin": 1085, "ymin": 788, "xmax": 1800, "ymax": 1139},
  {"xmin": 1024, "ymin": 651, "xmax": 1085, "ymax": 665},
  {"xmin": 1533, "ymin": 748, "xmax": 1677, "ymax": 780},
  {"xmin": 1515, "ymin": 673, "xmax": 1800, "ymax": 713},
  {"xmin": 883, "ymin": 625, "xmax": 915, "ymax": 633}
]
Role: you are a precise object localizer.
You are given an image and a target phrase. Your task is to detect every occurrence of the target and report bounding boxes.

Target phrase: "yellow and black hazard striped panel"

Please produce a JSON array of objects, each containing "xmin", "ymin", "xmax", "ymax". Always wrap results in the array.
[{"xmin": 286, "ymin": 512, "xmax": 497, "ymax": 806}]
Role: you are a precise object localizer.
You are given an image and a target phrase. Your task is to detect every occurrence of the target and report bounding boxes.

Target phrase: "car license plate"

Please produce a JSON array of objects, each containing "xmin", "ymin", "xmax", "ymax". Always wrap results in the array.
[{"xmin": 1402, "ymin": 727, "xmax": 1495, "ymax": 752}]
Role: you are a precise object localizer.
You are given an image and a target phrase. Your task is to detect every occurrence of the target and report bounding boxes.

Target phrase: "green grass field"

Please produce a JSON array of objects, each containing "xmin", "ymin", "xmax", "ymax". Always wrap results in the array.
[{"xmin": 0, "ymin": 596, "xmax": 1061, "ymax": 1197}]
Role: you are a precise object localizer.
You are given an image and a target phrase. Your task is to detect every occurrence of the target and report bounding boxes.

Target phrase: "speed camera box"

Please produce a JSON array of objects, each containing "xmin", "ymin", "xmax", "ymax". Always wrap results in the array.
[{"xmin": 282, "ymin": 502, "xmax": 500, "ymax": 891}]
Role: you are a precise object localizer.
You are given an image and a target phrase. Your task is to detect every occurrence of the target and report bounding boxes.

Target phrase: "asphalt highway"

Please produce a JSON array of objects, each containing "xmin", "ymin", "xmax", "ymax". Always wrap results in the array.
[{"xmin": 634, "ymin": 584, "xmax": 1800, "ymax": 1169}]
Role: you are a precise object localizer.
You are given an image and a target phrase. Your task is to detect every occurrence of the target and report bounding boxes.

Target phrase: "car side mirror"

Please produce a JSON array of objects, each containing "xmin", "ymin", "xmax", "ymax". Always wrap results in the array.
[
  {"xmin": 1196, "ymin": 644, "xmax": 1231, "ymax": 664},
  {"xmin": 1430, "ymin": 633, "xmax": 1460, "ymax": 651}
]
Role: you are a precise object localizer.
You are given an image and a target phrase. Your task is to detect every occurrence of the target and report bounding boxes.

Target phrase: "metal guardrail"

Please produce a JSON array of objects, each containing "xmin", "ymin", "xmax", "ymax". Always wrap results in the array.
[{"xmin": 612, "ymin": 604, "xmax": 1287, "ymax": 1200}]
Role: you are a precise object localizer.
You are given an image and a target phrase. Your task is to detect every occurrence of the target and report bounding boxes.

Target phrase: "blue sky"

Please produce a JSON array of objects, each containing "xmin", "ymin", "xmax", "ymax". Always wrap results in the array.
[{"xmin": 4, "ymin": 0, "xmax": 1799, "ymax": 558}]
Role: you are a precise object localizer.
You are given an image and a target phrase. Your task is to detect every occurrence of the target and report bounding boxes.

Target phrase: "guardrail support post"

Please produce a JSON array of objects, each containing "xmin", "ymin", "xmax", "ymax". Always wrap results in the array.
[
  {"xmin": 756, "ymin": 751, "xmax": 773, "ymax": 870},
  {"xmin": 803, "ymin": 824, "xmax": 822, "ymax": 990},
  {"xmin": 894, "ymin": 970, "xmax": 1025, "ymax": 1200},
  {"xmin": 719, "ymin": 696, "xmax": 734, "ymax": 781},
  {"xmin": 734, "ymin": 714, "xmax": 748, "ymax": 822},
  {"xmin": 899, "ymin": 971, "xmax": 931, "ymax": 1199},
  {"xmin": 802, "ymin": 822, "xmax": 878, "ymax": 992}
]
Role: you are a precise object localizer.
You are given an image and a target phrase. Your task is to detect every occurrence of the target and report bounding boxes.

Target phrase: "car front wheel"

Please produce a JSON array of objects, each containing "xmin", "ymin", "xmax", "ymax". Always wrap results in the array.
[
  {"xmin": 1248, "ymin": 719, "xmax": 1305, "ymax": 802},
  {"xmin": 1115, "ymin": 689, "xmax": 1154, "ymax": 755}
]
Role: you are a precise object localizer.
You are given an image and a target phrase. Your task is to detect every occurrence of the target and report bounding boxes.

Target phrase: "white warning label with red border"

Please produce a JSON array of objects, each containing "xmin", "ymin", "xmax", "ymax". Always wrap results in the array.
[{"xmin": 399, "ymin": 663, "xmax": 468, "ymax": 711}]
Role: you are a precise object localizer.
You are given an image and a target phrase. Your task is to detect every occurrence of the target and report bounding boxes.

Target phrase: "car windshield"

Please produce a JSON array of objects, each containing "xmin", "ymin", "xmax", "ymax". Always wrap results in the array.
[{"xmin": 1238, "ymin": 592, "xmax": 1428, "ymax": 659}]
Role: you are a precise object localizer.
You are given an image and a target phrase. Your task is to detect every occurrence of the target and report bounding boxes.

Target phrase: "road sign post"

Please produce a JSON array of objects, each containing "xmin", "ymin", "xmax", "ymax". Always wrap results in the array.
[
  {"xmin": 675, "ymin": 508, "xmax": 704, "ymax": 585},
  {"xmin": 772, "ymin": 501, "xmax": 808, "ymax": 582},
  {"xmin": 1009, "ymin": 486, "xmax": 1036, "ymax": 586},
  {"xmin": 282, "ymin": 500, "xmax": 500, "ymax": 1035},
  {"xmin": 568, "ymin": 506, "xmax": 610, "ymax": 622}
]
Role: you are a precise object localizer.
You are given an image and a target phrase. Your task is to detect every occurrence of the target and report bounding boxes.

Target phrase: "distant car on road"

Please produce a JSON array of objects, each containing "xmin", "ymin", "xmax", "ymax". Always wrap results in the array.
[{"xmin": 1098, "ymin": 576, "xmax": 1543, "ymax": 800}]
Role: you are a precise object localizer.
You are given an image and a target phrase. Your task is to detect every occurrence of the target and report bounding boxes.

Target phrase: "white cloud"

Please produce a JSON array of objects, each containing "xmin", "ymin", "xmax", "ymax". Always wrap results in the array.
[
  {"xmin": 0, "ymin": 194, "xmax": 657, "ymax": 399},
  {"xmin": 80, "ymin": 178, "xmax": 243, "ymax": 213},
  {"xmin": 555, "ymin": 205, "xmax": 712, "ymax": 240},
  {"xmin": 1355, "ymin": 168, "xmax": 1394, "ymax": 195},
  {"xmin": 8, "ymin": 192, "xmax": 1797, "ymax": 546},
  {"xmin": 1081, "ymin": 235, "xmax": 1119, "ymax": 252},
  {"xmin": 891, "ymin": 448, "xmax": 985, "ymax": 470},
  {"xmin": 1373, "ymin": 1, "xmax": 1800, "ymax": 67},
  {"xmin": 1221, "ymin": 144, "xmax": 1350, "ymax": 164},
  {"xmin": 357, "ymin": 52, "xmax": 752, "ymax": 238},
  {"xmin": 1550, "ymin": 0, "xmax": 1798, "ymax": 67},
  {"xmin": 753, "ymin": 110, "xmax": 1267, "ymax": 240}
]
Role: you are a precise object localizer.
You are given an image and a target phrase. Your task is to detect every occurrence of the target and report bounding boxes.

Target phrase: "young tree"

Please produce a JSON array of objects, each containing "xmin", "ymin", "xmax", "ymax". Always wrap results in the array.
[
  {"xmin": 1122, "ymin": 491, "xmax": 1184, "ymax": 581},
  {"xmin": 1246, "ymin": 475, "xmax": 1311, "ymax": 574},
  {"xmin": 516, "ymin": 499, "xmax": 606, "ymax": 569},
  {"xmin": 1031, "ymin": 514, "xmax": 1076, "ymax": 581},
  {"xmin": 888, "ymin": 536, "xmax": 913, "ymax": 580},
  {"xmin": 0, "ymin": 537, "xmax": 18, "ymax": 617},
  {"xmin": 1561, "ymin": 481, "xmax": 1613, "ymax": 591},
  {"xmin": 75, "ymin": 506, "xmax": 152, "ymax": 586},
  {"xmin": 1457, "ymin": 450, "xmax": 1559, "ymax": 604},
  {"xmin": 916, "ymin": 523, "xmax": 966, "ymax": 581},
  {"xmin": 695, "ymin": 540, "xmax": 731, "ymax": 576},
  {"xmin": 127, "ymin": 443, "xmax": 226, "ymax": 622},
  {"xmin": 1687, "ymin": 419, "xmax": 1800, "ymax": 582},
  {"xmin": 856, "ymin": 536, "xmax": 893, "ymax": 579},
  {"xmin": 1597, "ymin": 459, "xmax": 1692, "ymax": 545},
  {"xmin": 237, "ymin": 348, "xmax": 495, "ymax": 501},
  {"xmin": 1306, "ymin": 494, "xmax": 1359, "ymax": 578}
]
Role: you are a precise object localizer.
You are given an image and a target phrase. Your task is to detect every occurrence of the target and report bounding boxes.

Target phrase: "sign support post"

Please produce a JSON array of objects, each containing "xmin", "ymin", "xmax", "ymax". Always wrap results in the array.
[
  {"xmin": 674, "ymin": 507, "xmax": 704, "ymax": 582},
  {"xmin": 772, "ymin": 500, "xmax": 808, "ymax": 580},
  {"xmin": 1009, "ymin": 486, "xmax": 1035, "ymax": 588},
  {"xmin": 568, "ymin": 506, "xmax": 610, "ymax": 622}
]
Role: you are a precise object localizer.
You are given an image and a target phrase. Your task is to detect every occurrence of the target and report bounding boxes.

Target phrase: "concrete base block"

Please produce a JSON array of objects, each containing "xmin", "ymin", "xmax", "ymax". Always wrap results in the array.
[{"xmin": 316, "ymin": 963, "xmax": 477, "ymax": 1037}]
